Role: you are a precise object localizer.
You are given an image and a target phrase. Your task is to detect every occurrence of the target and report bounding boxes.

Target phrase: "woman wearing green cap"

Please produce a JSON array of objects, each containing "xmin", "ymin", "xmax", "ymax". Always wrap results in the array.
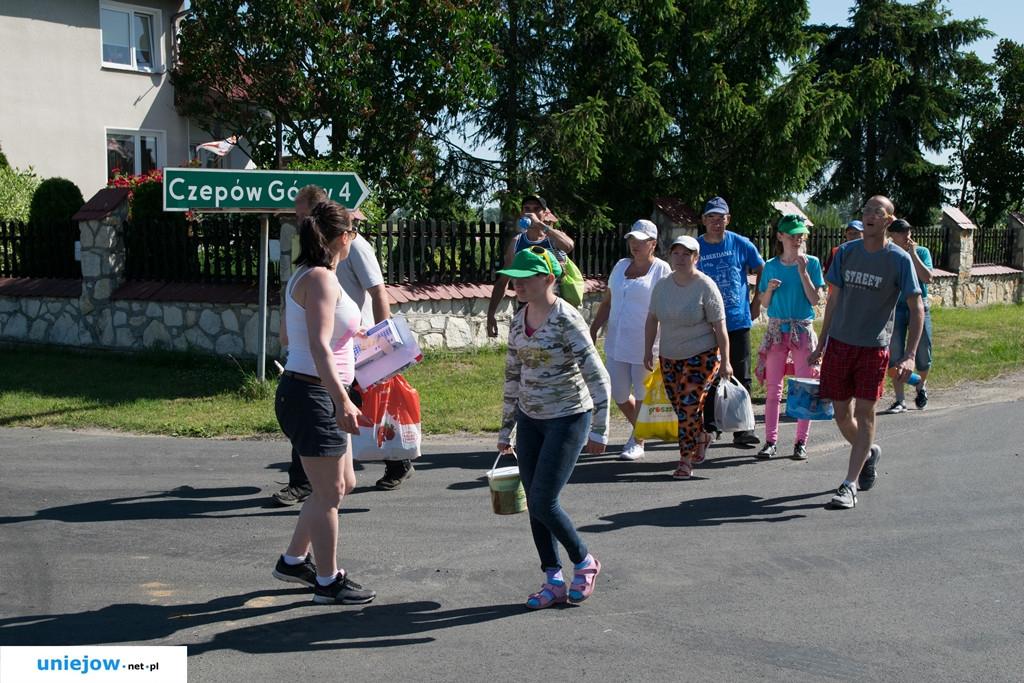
[
  {"xmin": 496, "ymin": 245, "xmax": 611, "ymax": 610},
  {"xmin": 754, "ymin": 214, "xmax": 825, "ymax": 460}
]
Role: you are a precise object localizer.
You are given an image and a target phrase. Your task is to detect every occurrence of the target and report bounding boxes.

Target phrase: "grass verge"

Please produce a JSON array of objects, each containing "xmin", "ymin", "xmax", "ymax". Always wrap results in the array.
[{"xmin": 0, "ymin": 302, "xmax": 1020, "ymax": 436}]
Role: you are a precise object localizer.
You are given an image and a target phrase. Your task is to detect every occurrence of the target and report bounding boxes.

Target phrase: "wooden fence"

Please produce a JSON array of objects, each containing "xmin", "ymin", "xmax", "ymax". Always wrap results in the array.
[{"xmin": 0, "ymin": 220, "xmax": 80, "ymax": 278}]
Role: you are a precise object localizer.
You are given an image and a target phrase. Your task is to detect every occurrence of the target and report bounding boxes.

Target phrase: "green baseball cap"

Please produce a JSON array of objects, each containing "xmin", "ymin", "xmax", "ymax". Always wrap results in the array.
[
  {"xmin": 778, "ymin": 214, "xmax": 810, "ymax": 235},
  {"xmin": 497, "ymin": 246, "xmax": 563, "ymax": 278}
]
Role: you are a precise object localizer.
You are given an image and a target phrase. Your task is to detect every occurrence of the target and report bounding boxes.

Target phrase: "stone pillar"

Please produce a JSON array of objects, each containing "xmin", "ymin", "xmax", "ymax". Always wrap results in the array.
[
  {"xmin": 78, "ymin": 199, "xmax": 129, "ymax": 349},
  {"xmin": 941, "ymin": 207, "xmax": 976, "ymax": 283},
  {"xmin": 1008, "ymin": 211, "xmax": 1024, "ymax": 271}
]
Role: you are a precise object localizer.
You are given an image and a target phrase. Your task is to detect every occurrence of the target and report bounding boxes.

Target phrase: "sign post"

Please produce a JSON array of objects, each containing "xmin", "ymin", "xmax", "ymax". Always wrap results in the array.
[{"xmin": 162, "ymin": 168, "xmax": 369, "ymax": 380}]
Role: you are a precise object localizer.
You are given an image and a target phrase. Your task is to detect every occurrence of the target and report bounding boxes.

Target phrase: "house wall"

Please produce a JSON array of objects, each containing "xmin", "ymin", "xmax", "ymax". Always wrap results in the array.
[{"xmin": 0, "ymin": 0, "xmax": 188, "ymax": 198}]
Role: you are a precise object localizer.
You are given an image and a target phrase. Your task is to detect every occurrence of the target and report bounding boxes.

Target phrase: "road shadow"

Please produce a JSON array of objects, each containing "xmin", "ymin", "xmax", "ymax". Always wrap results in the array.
[
  {"xmin": 577, "ymin": 490, "xmax": 828, "ymax": 532},
  {"xmin": 0, "ymin": 592, "xmax": 523, "ymax": 653},
  {"xmin": 0, "ymin": 485, "xmax": 370, "ymax": 525}
]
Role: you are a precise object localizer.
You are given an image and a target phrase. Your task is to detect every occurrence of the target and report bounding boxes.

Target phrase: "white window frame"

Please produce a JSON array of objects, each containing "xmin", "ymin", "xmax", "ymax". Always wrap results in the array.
[
  {"xmin": 106, "ymin": 128, "xmax": 165, "ymax": 179},
  {"xmin": 100, "ymin": 1, "xmax": 163, "ymax": 73}
]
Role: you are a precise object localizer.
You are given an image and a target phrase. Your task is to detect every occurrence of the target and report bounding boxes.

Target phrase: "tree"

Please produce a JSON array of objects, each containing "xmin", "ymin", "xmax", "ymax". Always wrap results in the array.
[
  {"xmin": 466, "ymin": 0, "xmax": 884, "ymax": 230},
  {"xmin": 962, "ymin": 40, "xmax": 1024, "ymax": 227},
  {"xmin": 172, "ymin": 0, "xmax": 497, "ymax": 218},
  {"xmin": 808, "ymin": 0, "xmax": 992, "ymax": 225}
]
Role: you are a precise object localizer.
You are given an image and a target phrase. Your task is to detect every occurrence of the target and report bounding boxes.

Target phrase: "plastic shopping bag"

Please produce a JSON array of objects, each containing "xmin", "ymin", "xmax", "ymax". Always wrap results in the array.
[
  {"xmin": 633, "ymin": 367, "xmax": 678, "ymax": 442},
  {"xmin": 350, "ymin": 374, "xmax": 422, "ymax": 461},
  {"xmin": 714, "ymin": 376, "xmax": 756, "ymax": 433},
  {"xmin": 560, "ymin": 257, "xmax": 585, "ymax": 308}
]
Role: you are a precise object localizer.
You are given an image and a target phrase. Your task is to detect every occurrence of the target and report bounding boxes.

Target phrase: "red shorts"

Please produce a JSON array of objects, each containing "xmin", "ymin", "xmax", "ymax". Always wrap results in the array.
[{"xmin": 819, "ymin": 338, "xmax": 889, "ymax": 403}]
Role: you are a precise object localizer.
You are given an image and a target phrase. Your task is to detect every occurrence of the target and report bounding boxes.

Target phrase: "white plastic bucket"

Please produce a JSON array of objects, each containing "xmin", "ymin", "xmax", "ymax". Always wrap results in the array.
[
  {"xmin": 487, "ymin": 454, "xmax": 527, "ymax": 515},
  {"xmin": 785, "ymin": 378, "xmax": 834, "ymax": 421}
]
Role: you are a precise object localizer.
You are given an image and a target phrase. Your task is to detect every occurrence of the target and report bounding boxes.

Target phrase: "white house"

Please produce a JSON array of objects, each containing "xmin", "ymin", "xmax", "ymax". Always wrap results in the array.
[{"xmin": 0, "ymin": 0, "xmax": 245, "ymax": 200}]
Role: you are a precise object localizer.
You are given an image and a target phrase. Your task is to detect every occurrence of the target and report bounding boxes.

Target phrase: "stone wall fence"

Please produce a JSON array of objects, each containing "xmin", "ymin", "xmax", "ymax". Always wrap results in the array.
[{"xmin": 1, "ymin": 197, "xmax": 1022, "ymax": 359}]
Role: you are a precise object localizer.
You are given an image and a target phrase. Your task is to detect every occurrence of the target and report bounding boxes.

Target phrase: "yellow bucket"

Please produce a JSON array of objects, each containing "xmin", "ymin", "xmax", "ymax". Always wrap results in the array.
[{"xmin": 488, "ymin": 453, "xmax": 527, "ymax": 515}]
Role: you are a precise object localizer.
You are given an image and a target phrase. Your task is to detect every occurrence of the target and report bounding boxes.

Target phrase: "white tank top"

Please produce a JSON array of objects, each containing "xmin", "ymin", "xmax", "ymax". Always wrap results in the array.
[{"xmin": 283, "ymin": 266, "xmax": 361, "ymax": 383}]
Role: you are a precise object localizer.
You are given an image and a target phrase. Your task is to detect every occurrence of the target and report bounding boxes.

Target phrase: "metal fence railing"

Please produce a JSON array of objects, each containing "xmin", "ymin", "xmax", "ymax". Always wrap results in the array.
[
  {"xmin": 368, "ymin": 220, "xmax": 632, "ymax": 285},
  {"xmin": 973, "ymin": 226, "xmax": 1015, "ymax": 266},
  {"xmin": 0, "ymin": 220, "xmax": 80, "ymax": 279},
  {"xmin": 749, "ymin": 224, "xmax": 948, "ymax": 270},
  {"xmin": 124, "ymin": 214, "xmax": 281, "ymax": 287}
]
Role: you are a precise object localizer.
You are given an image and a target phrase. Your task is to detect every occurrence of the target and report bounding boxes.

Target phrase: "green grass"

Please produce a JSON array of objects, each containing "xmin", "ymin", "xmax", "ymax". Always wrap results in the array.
[{"xmin": 0, "ymin": 302, "xmax": 1021, "ymax": 437}]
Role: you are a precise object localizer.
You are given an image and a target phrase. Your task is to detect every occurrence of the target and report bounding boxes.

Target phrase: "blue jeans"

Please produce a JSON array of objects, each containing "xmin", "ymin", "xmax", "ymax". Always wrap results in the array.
[{"xmin": 514, "ymin": 408, "xmax": 590, "ymax": 572}]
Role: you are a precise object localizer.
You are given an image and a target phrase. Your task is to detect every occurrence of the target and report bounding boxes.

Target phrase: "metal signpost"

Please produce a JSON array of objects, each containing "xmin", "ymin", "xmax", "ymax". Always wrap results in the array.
[{"xmin": 162, "ymin": 168, "xmax": 369, "ymax": 380}]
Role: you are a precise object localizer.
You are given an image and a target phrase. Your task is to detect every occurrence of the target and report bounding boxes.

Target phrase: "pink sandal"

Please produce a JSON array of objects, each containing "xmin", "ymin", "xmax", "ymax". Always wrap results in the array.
[
  {"xmin": 526, "ymin": 581, "xmax": 567, "ymax": 610},
  {"xmin": 692, "ymin": 431, "xmax": 711, "ymax": 464},
  {"xmin": 673, "ymin": 457, "xmax": 693, "ymax": 479},
  {"xmin": 568, "ymin": 557, "xmax": 601, "ymax": 602}
]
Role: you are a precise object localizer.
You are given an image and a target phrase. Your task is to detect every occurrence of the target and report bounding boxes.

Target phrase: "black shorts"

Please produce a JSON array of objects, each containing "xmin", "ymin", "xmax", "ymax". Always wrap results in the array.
[{"xmin": 275, "ymin": 374, "xmax": 349, "ymax": 458}]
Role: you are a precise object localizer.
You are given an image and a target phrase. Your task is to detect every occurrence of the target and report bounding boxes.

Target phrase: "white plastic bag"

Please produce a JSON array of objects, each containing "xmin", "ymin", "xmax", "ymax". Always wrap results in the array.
[{"xmin": 714, "ymin": 377, "xmax": 755, "ymax": 432}]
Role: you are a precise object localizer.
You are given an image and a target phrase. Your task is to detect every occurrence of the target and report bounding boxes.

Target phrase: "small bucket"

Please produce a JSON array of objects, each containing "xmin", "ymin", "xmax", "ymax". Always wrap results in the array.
[
  {"xmin": 488, "ymin": 453, "xmax": 527, "ymax": 515},
  {"xmin": 785, "ymin": 378, "xmax": 834, "ymax": 421}
]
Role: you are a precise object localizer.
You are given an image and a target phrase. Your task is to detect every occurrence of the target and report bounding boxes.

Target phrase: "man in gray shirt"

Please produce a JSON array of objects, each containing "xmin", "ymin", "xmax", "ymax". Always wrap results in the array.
[
  {"xmin": 808, "ymin": 195, "xmax": 923, "ymax": 510},
  {"xmin": 272, "ymin": 186, "xmax": 409, "ymax": 506}
]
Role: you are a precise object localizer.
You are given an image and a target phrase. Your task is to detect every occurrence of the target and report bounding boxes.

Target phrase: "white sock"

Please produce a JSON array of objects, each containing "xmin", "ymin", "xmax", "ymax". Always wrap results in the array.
[
  {"xmin": 283, "ymin": 552, "xmax": 307, "ymax": 566},
  {"xmin": 842, "ymin": 480, "xmax": 857, "ymax": 491}
]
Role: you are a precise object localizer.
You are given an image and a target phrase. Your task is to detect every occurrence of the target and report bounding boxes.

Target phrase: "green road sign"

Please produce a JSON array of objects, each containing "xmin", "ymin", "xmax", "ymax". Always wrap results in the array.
[{"xmin": 162, "ymin": 168, "xmax": 369, "ymax": 212}]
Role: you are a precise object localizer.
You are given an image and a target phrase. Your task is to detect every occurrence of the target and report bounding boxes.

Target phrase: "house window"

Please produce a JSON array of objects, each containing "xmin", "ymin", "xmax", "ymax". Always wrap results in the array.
[
  {"xmin": 101, "ymin": 3, "xmax": 160, "ymax": 72},
  {"xmin": 107, "ymin": 130, "xmax": 163, "ymax": 179}
]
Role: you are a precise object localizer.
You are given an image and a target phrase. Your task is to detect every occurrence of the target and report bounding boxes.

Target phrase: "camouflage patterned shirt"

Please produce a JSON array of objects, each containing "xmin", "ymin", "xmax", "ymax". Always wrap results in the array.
[{"xmin": 499, "ymin": 298, "xmax": 611, "ymax": 444}]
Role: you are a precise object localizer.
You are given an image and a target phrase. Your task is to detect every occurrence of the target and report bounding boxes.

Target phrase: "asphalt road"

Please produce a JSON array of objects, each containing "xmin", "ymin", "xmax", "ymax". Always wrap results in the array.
[{"xmin": 1, "ymin": 378, "xmax": 1022, "ymax": 682}]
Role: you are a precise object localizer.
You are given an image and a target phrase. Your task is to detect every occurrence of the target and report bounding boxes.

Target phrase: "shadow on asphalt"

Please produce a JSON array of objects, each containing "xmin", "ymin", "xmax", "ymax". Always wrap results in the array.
[
  {"xmin": 577, "ymin": 491, "xmax": 828, "ymax": 532},
  {"xmin": 0, "ymin": 486, "xmax": 371, "ymax": 525},
  {"xmin": 0, "ymin": 594, "xmax": 523, "ymax": 651}
]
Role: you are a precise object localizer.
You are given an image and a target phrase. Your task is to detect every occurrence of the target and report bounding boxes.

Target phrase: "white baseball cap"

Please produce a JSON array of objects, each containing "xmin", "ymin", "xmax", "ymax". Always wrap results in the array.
[
  {"xmin": 670, "ymin": 235, "xmax": 700, "ymax": 254},
  {"xmin": 625, "ymin": 219, "xmax": 658, "ymax": 241}
]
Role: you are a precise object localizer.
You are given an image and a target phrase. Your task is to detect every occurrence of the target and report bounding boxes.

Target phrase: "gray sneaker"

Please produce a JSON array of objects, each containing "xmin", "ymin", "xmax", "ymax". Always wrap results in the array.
[
  {"xmin": 755, "ymin": 441, "xmax": 777, "ymax": 459},
  {"xmin": 272, "ymin": 483, "xmax": 312, "ymax": 506},
  {"xmin": 313, "ymin": 572, "xmax": 377, "ymax": 605},
  {"xmin": 830, "ymin": 483, "xmax": 857, "ymax": 509},
  {"xmin": 858, "ymin": 444, "xmax": 881, "ymax": 491}
]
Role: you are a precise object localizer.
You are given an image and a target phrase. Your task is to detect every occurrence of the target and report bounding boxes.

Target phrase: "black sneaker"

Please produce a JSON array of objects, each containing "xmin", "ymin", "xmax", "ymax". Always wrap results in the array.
[
  {"xmin": 858, "ymin": 444, "xmax": 881, "ymax": 491},
  {"xmin": 915, "ymin": 387, "xmax": 928, "ymax": 410},
  {"xmin": 272, "ymin": 554, "xmax": 317, "ymax": 588},
  {"xmin": 313, "ymin": 572, "xmax": 377, "ymax": 605},
  {"xmin": 792, "ymin": 441, "xmax": 808, "ymax": 460},
  {"xmin": 883, "ymin": 400, "xmax": 907, "ymax": 415},
  {"xmin": 733, "ymin": 430, "xmax": 760, "ymax": 446},
  {"xmin": 272, "ymin": 483, "xmax": 312, "ymax": 506},
  {"xmin": 376, "ymin": 460, "xmax": 414, "ymax": 491},
  {"xmin": 756, "ymin": 441, "xmax": 777, "ymax": 459}
]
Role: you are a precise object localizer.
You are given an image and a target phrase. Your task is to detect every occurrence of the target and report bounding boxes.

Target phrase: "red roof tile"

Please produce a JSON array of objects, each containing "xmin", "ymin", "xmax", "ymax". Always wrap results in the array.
[
  {"xmin": 72, "ymin": 188, "xmax": 131, "ymax": 221},
  {"xmin": 0, "ymin": 277, "xmax": 82, "ymax": 297},
  {"xmin": 651, "ymin": 197, "xmax": 700, "ymax": 226}
]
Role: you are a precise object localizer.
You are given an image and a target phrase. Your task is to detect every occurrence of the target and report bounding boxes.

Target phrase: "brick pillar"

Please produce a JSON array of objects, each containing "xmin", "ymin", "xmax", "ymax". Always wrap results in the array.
[
  {"xmin": 941, "ymin": 207, "xmax": 976, "ymax": 283},
  {"xmin": 1008, "ymin": 212, "xmax": 1024, "ymax": 271}
]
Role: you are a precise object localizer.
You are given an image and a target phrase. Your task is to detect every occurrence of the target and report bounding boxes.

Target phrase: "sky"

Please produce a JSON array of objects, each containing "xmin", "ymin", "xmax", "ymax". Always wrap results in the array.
[{"xmin": 807, "ymin": 0, "xmax": 1023, "ymax": 62}]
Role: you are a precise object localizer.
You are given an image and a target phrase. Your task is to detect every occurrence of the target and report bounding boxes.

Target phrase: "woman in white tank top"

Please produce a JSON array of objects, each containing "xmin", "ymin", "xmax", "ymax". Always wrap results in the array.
[{"xmin": 271, "ymin": 201, "xmax": 376, "ymax": 605}]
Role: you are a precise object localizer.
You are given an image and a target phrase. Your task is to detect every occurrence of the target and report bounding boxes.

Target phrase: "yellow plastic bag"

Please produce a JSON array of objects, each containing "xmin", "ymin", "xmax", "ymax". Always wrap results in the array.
[{"xmin": 633, "ymin": 366, "xmax": 678, "ymax": 442}]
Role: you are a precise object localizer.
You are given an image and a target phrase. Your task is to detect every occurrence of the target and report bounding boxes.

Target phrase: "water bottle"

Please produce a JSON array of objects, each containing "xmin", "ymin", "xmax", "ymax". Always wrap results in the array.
[
  {"xmin": 887, "ymin": 366, "xmax": 920, "ymax": 385},
  {"xmin": 518, "ymin": 217, "xmax": 531, "ymax": 230}
]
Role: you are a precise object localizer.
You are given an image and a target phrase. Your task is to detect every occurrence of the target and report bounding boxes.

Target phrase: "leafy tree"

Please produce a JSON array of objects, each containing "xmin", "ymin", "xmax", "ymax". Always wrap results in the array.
[
  {"xmin": 0, "ymin": 165, "xmax": 38, "ymax": 223},
  {"xmin": 466, "ymin": 0, "xmax": 884, "ymax": 230},
  {"xmin": 172, "ymin": 0, "xmax": 497, "ymax": 218},
  {"xmin": 962, "ymin": 40, "xmax": 1024, "ymax": 227},
  {"xmin": 808, "ymin": 0, "xmax": 992, "ymax": 225}
]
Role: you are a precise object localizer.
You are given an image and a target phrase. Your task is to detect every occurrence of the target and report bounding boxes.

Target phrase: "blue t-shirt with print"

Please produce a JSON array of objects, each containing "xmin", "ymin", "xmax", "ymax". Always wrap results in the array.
[
  {"xmin": 697, "ymin": 231, "xmax": 765, "ymax": 331},
  {"xmin": 759, "ymin": 256, "xmax": 825, "ymax": 330}
]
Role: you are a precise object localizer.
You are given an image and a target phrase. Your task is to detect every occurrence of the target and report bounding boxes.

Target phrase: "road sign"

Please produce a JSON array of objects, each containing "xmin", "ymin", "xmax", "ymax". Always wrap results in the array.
[{"xmin": 162, "ymin": 168, "xmax": 369, "ymax": 212}]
